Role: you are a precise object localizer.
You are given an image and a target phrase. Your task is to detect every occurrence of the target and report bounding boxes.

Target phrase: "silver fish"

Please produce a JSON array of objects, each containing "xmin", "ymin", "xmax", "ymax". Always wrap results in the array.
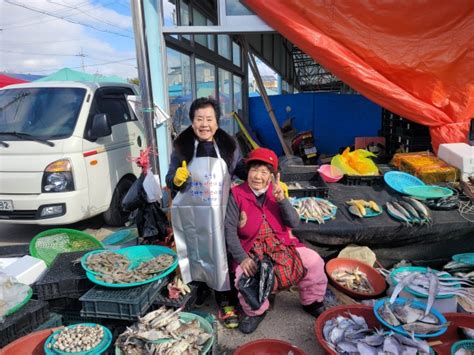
[
  {"xmin": 390, "ymin": 272, "xmax": 420, "ymax": 303},
  {"xmin": 398, "ymin": 200, "xmax": 421, "ymax": 221},
  {"xmin": 386, "ymin": 202, "xmax": 411, "ymax": 223},
  {"xmin": 392, "ymin": 201, "xmax": 412, "ymax": 220},
  {"xmin": 380, "ymin": 301, "xmax": 401, "ymax": 326},
  {"xmin": 425, "ymin": 268, "xmax": 439, "ymax": 315},
  {"xmin": 402, "ymin": 196, "xmax": 431, "ymax": 220},
  {"xmin": 392, "ymin": 302, "xmax": 425, "ymax": 324},
  {"xmin": 402, "ymin": 321, "xmax": 448, "ymax": 334},
  {"xmin": 357, "ymin": 342, "xmax": 378, "ymax": 355},
  {"xmin": 460, "ymin": 326, "xmax": 474, "ymax": 339},
  {"xmin": 392, "ymin": 332, "xmax": 431, "ymax": 354},
  {"xmin": 383, "ymin": 336, "xmax": 403, "ymax": 355},
  {"xmin": 455, "ymin": 348, "xmax": 474, "ymax": 355},
  {"xmin": 337, "ymin": 340, "xmax": 358, "ymax": 353}
]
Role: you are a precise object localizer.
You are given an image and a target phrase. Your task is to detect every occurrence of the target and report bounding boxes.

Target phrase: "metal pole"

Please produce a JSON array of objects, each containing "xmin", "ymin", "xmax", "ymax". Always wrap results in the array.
[{"xmin": 131, "ymin": 0, "xmax": 160, "ymax": 175}]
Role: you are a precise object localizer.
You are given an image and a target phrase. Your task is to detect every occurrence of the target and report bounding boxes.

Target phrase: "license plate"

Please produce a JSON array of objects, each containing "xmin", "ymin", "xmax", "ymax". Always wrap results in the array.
[{"xmin": 0, "ymin": 200, "xmax": 13, "ymax": 211}]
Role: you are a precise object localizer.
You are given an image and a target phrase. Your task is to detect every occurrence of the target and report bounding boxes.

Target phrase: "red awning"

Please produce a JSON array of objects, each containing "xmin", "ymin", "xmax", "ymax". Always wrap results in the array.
[
  {"xmin": 244, "ymin": 0, "xmax": 474, "ymax": 151},
  {"xmin": 0, "ymin": 74, "xmax": 27, "ymax": 88}
]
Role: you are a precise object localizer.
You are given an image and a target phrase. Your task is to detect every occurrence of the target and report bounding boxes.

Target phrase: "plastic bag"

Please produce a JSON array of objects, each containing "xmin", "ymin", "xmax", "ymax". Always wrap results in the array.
[
  {"xmin": 238, "ymin": 256, "xmax": 275, "ymax": 310},
  {"xmin": 122, "ymin": 174, "xmax": 145, "ymax": 212},
  {"xmin": 331, "ymin": 147, "xmax": 379, "ymax": 175},
  {"xmin": 142, "ymin": 168, "xmax": 162, "ymax": 203}
]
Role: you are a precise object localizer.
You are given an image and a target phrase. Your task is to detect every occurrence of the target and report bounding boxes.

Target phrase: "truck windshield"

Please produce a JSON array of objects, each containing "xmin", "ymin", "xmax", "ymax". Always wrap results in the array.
[{"xmin": 0, "ymin": 87, "xmax": 86, "ymax": 139}]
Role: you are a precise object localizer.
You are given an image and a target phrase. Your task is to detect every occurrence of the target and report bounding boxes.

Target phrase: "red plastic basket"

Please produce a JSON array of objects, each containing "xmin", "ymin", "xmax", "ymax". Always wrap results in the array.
[
  {"xmin": 234, "ymin": 339, "xmax": 306, "ymax": 355},
  {"xmin": 431, "ymin": 313, "xmax": 474, "ymax": 355},
  {"xmin": 1, "ymin": 327, "xmax": 61, "ymax": 355},
  {"xmin": 325, "ymin": 257, "xmax": 387, "ymax": 299},
  {"xmin": 314, "ymin": 305, "xmax": 378, "ymax": 354}
]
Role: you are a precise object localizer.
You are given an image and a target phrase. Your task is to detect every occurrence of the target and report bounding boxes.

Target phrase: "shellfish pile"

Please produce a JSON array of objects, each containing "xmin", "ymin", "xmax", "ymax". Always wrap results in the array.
[
  {"xmin": 116, "ymin": 306, "xmax": 213, "ymax": 355},
  {"xmin": 48, "ymin": 324, "xmax": 104, "ymax": 352}
]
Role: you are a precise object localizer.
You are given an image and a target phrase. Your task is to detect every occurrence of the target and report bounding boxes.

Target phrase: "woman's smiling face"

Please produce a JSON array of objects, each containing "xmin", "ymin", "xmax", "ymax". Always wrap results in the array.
[
  {"xmin": 192, "ymin": 105, "xmax": 218, "ymax": 141},
  {"xmin": 247, "ymin": 164, "xmax": 272, "ymax": 191}
]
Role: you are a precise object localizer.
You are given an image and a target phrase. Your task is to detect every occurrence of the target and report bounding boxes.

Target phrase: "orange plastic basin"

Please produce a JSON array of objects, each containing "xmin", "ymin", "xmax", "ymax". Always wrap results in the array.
[
  {"xmin": 234, "ymin": 339, "xmax": 306, "ymax": 355},
  {"xmin": 1, "ymin": 327, "xmax": 61, "ymax": 355}
]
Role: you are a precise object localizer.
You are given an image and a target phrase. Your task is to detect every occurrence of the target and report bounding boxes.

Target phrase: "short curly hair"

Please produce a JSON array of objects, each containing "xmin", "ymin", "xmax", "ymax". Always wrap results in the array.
[{"xmin": 189, "ymin": 97, "xmax": 221, "ymax": 124}]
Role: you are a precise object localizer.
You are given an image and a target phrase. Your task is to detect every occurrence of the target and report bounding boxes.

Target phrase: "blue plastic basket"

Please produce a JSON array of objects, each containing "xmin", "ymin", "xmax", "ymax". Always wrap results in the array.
[
  {"xmin": 452, "ymin": 253, "xmax": 474, "ymax": 265},
  {"xmin": 403, "ymin": 185, "xmax": 453, "ymax": 199},
  {"xmin": 384, "ymin": 171, "xmax": 425, "ymax": 194},
  {"xmin": 44, "ymin": 323, "xmax": 112, "ymax": 354},
  {"xmin": 451, "ymin": 340, "xmax": 474, "ymax": 355},
  {"xmin": 373, "ymin": 298, "xmax": 447, "ymax": 338},
  {"xmin": 390, "ymin": 266, "xmax": 460, "ymax": 299},
  {"xmin": 83, "ymin": 245, "xmax": 178, "ymax": 288}
]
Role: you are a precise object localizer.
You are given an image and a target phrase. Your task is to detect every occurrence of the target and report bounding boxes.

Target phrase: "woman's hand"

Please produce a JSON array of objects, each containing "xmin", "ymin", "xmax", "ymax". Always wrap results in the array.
[
  {"xmin": 272, "ymin": 172, "xmax": 285, "ymax": 202},
  {"xmin": 240, "ymin": 257, "xmax": 258, "ymax": 277}
]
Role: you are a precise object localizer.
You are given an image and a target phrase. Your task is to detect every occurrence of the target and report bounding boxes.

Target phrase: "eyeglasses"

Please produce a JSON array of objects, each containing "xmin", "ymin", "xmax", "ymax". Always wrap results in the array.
[{"xmin": 249, "ymin": 167, "xmax": 271, "ymax": 177}]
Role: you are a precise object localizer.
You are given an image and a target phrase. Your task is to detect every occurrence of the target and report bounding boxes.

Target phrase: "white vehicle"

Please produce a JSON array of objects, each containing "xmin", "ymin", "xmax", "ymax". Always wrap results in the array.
[{"xmin": 0, "ymin": 81, "xmax": 144, "ymax": 225}]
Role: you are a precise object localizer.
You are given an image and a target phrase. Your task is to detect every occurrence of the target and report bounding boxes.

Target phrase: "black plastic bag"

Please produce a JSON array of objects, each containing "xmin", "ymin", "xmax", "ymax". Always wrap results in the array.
[
  {"xmin": 238, "ymin": 256, "xmax": 275, "ymax": 310},
  {"xmin": 122, "ymin": 174, "xmax": 145, "ymax": 212}
]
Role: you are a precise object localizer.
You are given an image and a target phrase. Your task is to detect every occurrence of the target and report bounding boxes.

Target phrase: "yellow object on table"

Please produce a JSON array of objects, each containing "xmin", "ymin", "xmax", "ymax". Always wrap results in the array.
[
  {"xmin": 331, "ymin": 147, "xmax": 379, "ymax": 176},
  {"xmin": 391, "ymin": 152, "xmax": 459, "ymax": 184}
]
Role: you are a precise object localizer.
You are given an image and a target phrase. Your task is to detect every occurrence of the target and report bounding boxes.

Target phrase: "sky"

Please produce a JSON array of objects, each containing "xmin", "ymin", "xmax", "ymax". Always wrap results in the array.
[{"xmin": 0, "ymin": 0, "xmax": 139, "ymax": 79}]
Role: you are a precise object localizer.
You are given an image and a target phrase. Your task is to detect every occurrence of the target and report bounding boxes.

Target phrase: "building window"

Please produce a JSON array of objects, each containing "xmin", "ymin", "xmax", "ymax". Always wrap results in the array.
[
  {"xmin": 167, "ymin": 48, "xmax": 192, "ymax": 134},
  {"xmin": 195, "ymin": 58, "xmax": 216, "ymax": 100},
  {"xmin": 218, "ymin": 34, "xmax": 231, "ymax": 60},
  {"xmin": 179, "ymin": 0, "xmax": 191, "ymax": 41},
  {"xmin": 193, "ymin": 8, "xmax": 214, "ymax": 51},
  {"xmin": 232, "ymin": 41, "xmax": 241, "ymax": 67},
  {"xmin": 218, "ymin": 68, "xmax": 233, "ymax": 134}
]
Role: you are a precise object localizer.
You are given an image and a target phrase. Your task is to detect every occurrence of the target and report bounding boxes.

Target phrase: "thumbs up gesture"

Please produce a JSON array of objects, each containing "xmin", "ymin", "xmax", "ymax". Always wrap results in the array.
[
  {"xmin": 272, "ymin": 172, "xmax": 286, "ymax": 202},
  {"xmin": 173, "ymin": 160, "xmax": 190, "ymax": 187}
]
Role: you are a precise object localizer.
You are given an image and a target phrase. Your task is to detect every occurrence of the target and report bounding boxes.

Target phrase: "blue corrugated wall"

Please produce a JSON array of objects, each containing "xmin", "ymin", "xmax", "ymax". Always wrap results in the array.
[{"xmin": 249, "ymin": 93, "xmax": 382, "ymax": 155}]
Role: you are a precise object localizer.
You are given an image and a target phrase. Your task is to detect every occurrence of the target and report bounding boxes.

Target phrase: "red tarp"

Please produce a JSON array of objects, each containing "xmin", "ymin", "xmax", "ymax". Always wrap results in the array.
[
  {"xmin": 245, "ymin": 0, "xmax": 474, "ymax": 152},
  {"xmin": 0, "ymin": 74, "xmax": 27, "ymax": 88}
]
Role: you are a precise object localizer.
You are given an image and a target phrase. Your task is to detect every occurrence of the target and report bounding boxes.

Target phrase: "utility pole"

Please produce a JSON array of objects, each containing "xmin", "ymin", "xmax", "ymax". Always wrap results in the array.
[{"xmin": 76, "ymin": 48, "xmax": 86, "ymax": 71}]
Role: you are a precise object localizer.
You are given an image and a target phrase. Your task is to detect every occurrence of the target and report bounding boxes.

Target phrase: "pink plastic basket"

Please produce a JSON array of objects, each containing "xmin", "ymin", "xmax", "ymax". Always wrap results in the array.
[{"xmin": 318, "ymin": 164, "xmax": 343, "ymax": 183}]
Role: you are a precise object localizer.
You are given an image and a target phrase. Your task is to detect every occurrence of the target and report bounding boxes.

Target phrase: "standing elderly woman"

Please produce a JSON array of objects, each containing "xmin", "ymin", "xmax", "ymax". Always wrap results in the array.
[
  {"xmin": 225, "ymin": 147, "xmax": 328, "ymax": 334},
  {"xmin": 166, "ymin": 97, "xmax": 241, "ymax": 329}
]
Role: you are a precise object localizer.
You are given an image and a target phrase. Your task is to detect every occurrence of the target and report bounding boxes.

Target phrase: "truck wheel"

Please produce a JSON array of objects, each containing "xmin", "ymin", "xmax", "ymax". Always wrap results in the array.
[{"xmin": 103, "ymin": 178, "xmax": 134, "ymax": 226}]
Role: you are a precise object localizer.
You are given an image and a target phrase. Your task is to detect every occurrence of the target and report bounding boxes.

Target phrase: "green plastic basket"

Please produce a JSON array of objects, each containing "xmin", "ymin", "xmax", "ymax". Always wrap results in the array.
[
  {"xmin": 451, "ymin": 340, "xmax": 474, "ymax": 355},
  {"xmin": 5, "ymin": 287, "xmax": 33, "ymax": 317},
  {"xmin": 403, "ymin": 185, "xmax": 454, "ymax": 199},
  {"xmin": 30, "ymin": 228, "xmax": 103, "ymax": 267}
]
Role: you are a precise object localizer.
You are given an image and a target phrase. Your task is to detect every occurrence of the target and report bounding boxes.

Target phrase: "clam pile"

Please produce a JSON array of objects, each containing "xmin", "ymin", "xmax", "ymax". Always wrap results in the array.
[
  {"xmin": 86, "ymin": 251, "xmax": 175, "ymax": 284},
  {"xmin": 48, "ymin": 324, "xmax": 104, "ymax": 352}
]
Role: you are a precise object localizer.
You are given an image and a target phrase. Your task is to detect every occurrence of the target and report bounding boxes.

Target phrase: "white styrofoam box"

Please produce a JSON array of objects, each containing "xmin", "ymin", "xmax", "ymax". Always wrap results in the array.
[
  {"xmin": 0, "ymin": 257, "xmax": 19, "ymax": 269},
  {"xmin": 438, "ymin": 143, "xmax": 474, "ymax": 181},
  {"xmin": 2, "ymin": 255, "xmax": 47, "ymax": 285},
  {"xmin": 399, "ymin": 289, "xmax": 457, "ymax": 314}
]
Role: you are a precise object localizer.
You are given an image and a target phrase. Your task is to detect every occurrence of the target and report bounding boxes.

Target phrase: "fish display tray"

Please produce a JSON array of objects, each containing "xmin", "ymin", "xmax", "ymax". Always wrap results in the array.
[
  {"xmin": 153, "ymin": 278, "xmax": 199, "ymax": 310},
  {"xmin": 36, "ymin": 251, "xmax": 93, "ymax": 300},
  {"xmin": 0, "ymin": 299, "xmax": 49, "ymax": 348},
  {"xmin": 79, "ymin": 278, "xmax": 167, "ymax": 320}
]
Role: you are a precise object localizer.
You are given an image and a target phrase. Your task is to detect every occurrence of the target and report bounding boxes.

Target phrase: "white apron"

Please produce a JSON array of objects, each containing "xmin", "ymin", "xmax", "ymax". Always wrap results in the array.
[{"xmin": 171, "ymin": 140, "xmax": 231, "ymax": 291}]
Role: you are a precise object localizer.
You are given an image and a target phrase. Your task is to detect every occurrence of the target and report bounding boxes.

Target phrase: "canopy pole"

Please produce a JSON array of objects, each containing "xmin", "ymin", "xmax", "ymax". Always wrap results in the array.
[{"xmin": 241, "ymin": 38, "xmax": 292, "ymax": 157}]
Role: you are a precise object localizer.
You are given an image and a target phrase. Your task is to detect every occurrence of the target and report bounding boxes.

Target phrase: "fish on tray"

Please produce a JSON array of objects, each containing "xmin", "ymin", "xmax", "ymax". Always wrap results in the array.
[{"xmin": 293, "ymin": 197, "xmax": 336, "ymax": 224}]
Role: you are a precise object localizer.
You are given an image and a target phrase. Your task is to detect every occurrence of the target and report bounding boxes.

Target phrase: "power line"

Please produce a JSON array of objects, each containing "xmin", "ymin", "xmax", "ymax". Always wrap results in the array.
[
  {"xmin": 4, "ymin": 0, "xmax": 134, "ymax": 39},
  {"xmin": 47, "ymin": 0, "xmax": 133, "ymax": 34},
  {"xmin": 1, "ymin": 49, "xmax": 81, "ymax": 57},
  {"xmin": 31, "ymin": 57, "xmax": 137, "ymax": 73}
]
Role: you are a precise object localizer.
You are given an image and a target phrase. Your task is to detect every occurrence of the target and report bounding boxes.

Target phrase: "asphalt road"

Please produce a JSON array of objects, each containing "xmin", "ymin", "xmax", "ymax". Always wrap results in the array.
[{"xmin": 0, "ymin": 216, "xmax": 110, "ymax": 246}]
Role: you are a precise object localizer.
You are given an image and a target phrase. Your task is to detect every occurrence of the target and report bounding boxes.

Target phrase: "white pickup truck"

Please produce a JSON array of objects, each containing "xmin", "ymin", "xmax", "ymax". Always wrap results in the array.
[{"xmin": 0, "ymin": 81, "xmax": 144, "ymax": 225}]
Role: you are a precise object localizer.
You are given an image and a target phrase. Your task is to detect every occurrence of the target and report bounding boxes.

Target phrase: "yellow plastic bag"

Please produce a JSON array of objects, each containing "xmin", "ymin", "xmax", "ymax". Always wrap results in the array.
[{"xmin": 331, "ymin": 148, "xmax": 379, "ymax": 176}]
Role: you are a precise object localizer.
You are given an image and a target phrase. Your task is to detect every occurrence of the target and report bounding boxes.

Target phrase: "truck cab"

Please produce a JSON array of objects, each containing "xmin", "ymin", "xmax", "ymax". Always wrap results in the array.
[{"xmin": 0, "ymin": 81, "xmax": 144, "ymax": 225}]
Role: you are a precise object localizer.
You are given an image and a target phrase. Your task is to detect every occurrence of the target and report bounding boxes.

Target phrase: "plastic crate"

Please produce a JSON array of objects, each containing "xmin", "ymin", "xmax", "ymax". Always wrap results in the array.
[
  {"xmin": 341, "ymin": 174, "xmax": 384, "ymax": 186},
  {"xmin": 0, "ymin": 299, "xmax": 49, "ymax": 347},
  {"xmin": 47, "ymin": 297, "xmax": 83, "ymax": 312},
  {"xmin": 79, "ymin": 278, "xmax": 167, "ymax": 320},
  {"xmin": 35, "ymin": 251, "xmax": 93, "ymax": 300},
  {"xmin": 153, "ymin": 280, "xmax": 199, "ymax": 310},
  {"xmin": 282, "ymin": 173, "xmax": 329, "ymax": 199},
  {"xmin": 0, "ymin": 244, "xmax": 29, "ymax": 258},
  {"xmin": 33, "ymin": 312, "xmax": 63, "ymax": 331}
]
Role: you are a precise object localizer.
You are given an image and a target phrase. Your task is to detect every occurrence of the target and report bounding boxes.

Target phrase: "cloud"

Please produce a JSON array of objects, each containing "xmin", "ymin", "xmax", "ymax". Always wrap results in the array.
[{"xmin": 0, "ymin": 0, "xmax": 138, "ymax": 79}]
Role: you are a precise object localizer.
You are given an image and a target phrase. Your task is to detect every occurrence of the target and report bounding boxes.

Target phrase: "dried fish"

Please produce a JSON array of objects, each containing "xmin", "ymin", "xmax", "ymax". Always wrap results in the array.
[
  {"xmin": 293, "ymin": 198, "xmax": 336, "ymax": 224},
  {"xmin": 331, "ymin": 268, "xmax": 374, "ymax": 294},
  {"xmin": 386, "ymin": 202, "xmax": 411, "ymax": 224},
  {"xmin": 459, "ymin": 326, "xmax": 474, "ymax": 339},
  {"xmin": 116, "ymin": 306, "xmax": 212, "ymax": 355}
]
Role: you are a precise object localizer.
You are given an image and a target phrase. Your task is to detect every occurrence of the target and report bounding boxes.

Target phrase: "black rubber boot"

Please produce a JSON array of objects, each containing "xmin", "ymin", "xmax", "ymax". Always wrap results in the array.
[
  {"xmin": 239, "ymin": 312, "xmax": 266, "ymax": 334},
  {"xmin": 302, "ymin": 300, "xmax": 325, "ymax": 317}
]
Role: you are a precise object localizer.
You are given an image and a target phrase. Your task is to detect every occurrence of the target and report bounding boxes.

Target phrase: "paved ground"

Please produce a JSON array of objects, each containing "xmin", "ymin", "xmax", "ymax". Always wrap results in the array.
[{"xmin": 0, "ymin": 220, "xmax": 326, "ymax": 354}]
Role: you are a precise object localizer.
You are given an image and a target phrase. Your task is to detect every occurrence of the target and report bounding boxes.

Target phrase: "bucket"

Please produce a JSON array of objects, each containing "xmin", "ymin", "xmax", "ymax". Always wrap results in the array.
[
  {"xmin": 234, "ymin": 339, "xmax": 306, "ymax": 355},
  {"xmin": 2, "ymin": 328, "xmax": 61, "ymax": 355}
]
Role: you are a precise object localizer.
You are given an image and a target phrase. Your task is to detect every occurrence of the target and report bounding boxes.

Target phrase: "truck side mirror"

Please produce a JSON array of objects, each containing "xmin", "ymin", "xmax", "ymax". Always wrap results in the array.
[{"xmin": 89, "ymin": 113, "xmax": 111, "ymax": 141}]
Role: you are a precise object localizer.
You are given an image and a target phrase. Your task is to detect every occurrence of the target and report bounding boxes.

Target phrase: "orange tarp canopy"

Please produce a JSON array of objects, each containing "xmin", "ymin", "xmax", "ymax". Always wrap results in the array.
[{"xmin": 245, "ymin": 0, "xmax": 474, "ymax": 152}]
